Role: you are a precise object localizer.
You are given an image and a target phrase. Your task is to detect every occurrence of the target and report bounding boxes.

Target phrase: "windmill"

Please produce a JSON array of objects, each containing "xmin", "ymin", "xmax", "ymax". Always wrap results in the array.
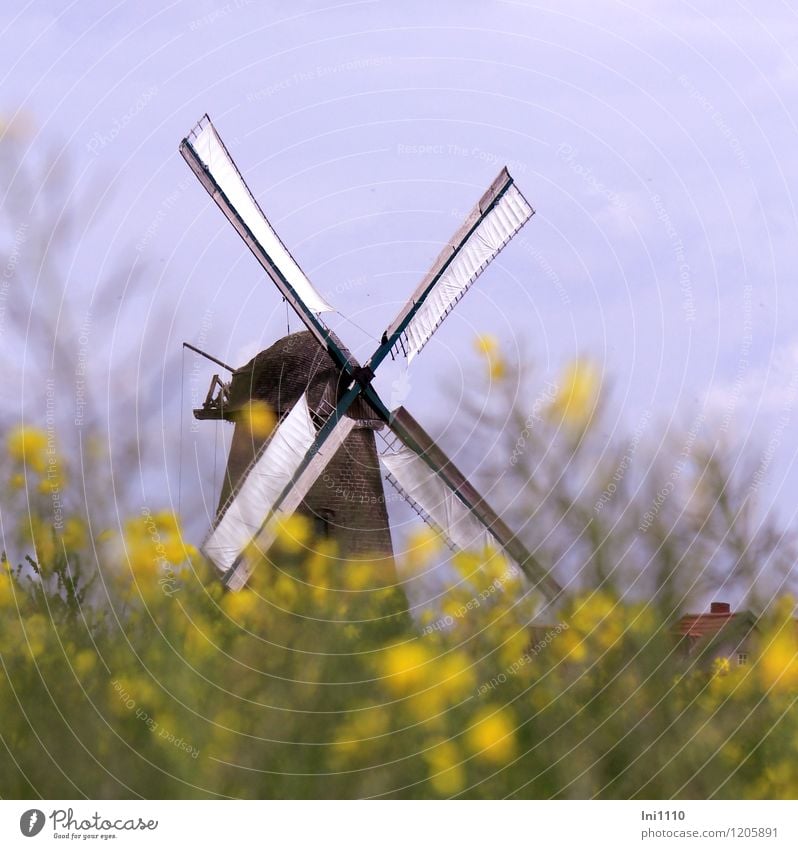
[{"xmin": 180, "ymin": 115, "xmax": 562, "ymax": 603}]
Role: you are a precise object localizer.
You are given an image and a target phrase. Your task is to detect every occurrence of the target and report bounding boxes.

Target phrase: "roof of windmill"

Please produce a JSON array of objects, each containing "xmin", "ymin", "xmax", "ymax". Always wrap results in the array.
[{"xmin": 226, "ymin": 330, "xmax": 383, "ymax": 426}]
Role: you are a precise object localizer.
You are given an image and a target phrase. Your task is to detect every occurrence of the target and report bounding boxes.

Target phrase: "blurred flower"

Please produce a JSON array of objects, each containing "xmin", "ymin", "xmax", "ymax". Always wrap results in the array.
[
  {"xmin": 222, "ymin": 588, "xmax": 260, "ymax": 623},
  {"xmin": 331, "ymin": 707, "xmax": 390, "ymax": 761},
  {"xmin": 272, "ymin": 514, "xmax": 312, "ymax": 555},
  {"xmin": 425, "ymin": 740, "xmax": 466, "ymax": 796},
  {"xmin": 549, "ymin": 359, "xmax": 600, "ymax": 429},
  {"xmin": 558, "ymin": 628, "xmax": 587, "ymax": 663},
  {"xmin": 0, "ymin": 572, "xmax": 15, "ymax": 607},
  {"xmin": 465, "ymin": 706, "xmax": 518, "ymax": 764},
  {"xmin": 345, "ymin": 561, "xmax": 379, "ymax": 592},
  {"xmin": 758, "ymin": 633, "xmax": 798, "ymax": 693},
  {"xmin": 712, "ymin": 656, "xmax": 731, "ymax": 677},
  {"xmin": 473, "ymin": 334, "xmax": 506, "ymax": 380},
  {"xmin": 152, "ymin": 511, "xmax": 181, "ymax": 536},
  {"xmin": 61, "ymin": 517, "xmax": 87, "ymax": 551},
  {"xmin": 73, "ymin": 649, "xmax": 97, "ymax": 678},
  {"xmin": 498, "ymin": 630, "xmax": 531, "ymax": 669},
  {"xmin": 240, "ymin": 401, "xmax": 276, "ymax": 439},
  {"xmin": 380, "ymin": 641, "xmax": 433, "ymax": 695},
  {"xmin": 404, "ymin": 527, "xmax": 443, "ymax": 572},
  {"xmin": 24, "ymin": 516, "xmax": 56, "ymax": 565},
  {"xmin": 757, "ymin": 596, "xmax": 798, "ymax": 693},
  {"xmin": 437, "ymin": 651, "xmax": 477, "ymax": 700},
  {"xmin": 272, "ymin": 574, "xmax": 299, "ymax": 609},
  {"xmin": 8, "ymin": 426, "xmax": 48, "ymax": 473}
]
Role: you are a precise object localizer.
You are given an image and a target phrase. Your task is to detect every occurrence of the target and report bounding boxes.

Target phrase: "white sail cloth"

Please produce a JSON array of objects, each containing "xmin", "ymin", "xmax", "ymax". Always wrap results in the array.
[
  {"xmin": 402, "ymin": 183, "xmax": 532, "ymax": 361},
  {"xmin": 202, "ymin": 395, "xmax": 317, "ymax": 580},
  {"xmin": 184, "ymin": 117, "xmax": 332, "ymax": 314},
  {"xmin": 381, "ymin": 445, "xmax": 495, "ymax": 552}
]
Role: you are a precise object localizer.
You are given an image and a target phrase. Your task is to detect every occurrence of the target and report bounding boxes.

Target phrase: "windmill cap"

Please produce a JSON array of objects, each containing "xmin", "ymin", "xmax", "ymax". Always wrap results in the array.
[{"xmin": 226, "ymin": 330, "xmax": 383, "ymax": 426}]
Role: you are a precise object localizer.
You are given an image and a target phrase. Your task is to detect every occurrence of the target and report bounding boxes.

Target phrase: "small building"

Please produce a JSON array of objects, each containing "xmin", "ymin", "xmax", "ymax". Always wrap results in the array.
[{"xmin": 674, "ymin": 601, "xmax": 758, "ymax": 671}]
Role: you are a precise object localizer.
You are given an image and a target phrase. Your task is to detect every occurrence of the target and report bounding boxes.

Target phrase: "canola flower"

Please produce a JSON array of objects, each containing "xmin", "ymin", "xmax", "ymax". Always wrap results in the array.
[
  {"xmin": 7, "ymin": 426, "xmax": 48, "ymax": 473},
  {"xmin": 239, "ymin": 400, "xmax": 276, "ymax": 439},
  {"xmin": 757, "ymin": 597, "xmax": 798, "ymax": 693},
  {"xmin": 424, "ymin": 740, "xmax": 466, "ymax": 795},
  {"xmin": 473, "ymin": 334, "xmax": 506, "ymax": 381},
  {"xmin": 549, "ymin": 359, "xmax": 600, "ymax": 429},
  {"xmin": 3, "ymin": 410, "xmax": 798, "ymax": 801},
  {"xmin": 465, "ymin": 706, "xmax": 518, "ymax": 765}
]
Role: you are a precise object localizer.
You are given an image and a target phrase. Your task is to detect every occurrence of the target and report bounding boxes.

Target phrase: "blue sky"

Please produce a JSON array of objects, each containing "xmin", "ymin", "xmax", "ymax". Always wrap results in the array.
[{"xmin": 2, "ymin": 0, "xmax": 798, "ymax": 549}]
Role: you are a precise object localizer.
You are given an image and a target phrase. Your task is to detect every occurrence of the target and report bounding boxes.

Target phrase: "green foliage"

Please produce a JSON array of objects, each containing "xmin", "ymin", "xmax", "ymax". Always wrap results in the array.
[
  {"xmin": 2, "ymin": 350, "xmax": 798, "ymax": 799},
  {"xmin": 1, "ymin": 430, "xmax": 797, "ymax": 799}
]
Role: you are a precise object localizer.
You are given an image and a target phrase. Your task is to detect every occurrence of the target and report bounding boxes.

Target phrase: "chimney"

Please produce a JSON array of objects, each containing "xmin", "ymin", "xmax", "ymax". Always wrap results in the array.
[{"xmin": 710, "ymin": 602, "xmax": 731, "ymax": 614}]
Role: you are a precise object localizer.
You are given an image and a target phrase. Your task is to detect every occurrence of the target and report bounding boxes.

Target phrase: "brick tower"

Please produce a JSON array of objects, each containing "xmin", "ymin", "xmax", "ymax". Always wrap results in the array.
[{"xmin": 216, "ymin": 330, "xmax": 395, "ymax": 565}]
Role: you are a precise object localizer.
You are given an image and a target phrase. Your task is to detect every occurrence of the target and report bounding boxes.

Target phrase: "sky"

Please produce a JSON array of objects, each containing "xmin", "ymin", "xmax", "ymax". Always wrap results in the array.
[{"xmin": 1, "ymin": 0, "xmax": 797, "ymax": 574}]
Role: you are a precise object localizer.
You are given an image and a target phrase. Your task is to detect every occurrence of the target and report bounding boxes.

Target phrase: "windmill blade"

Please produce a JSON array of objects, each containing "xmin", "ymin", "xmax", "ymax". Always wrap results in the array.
[
  {"xmin": 180, "ymin": 115, "xmax": 334, "ymax": 347},
  {"xmin": 203, "ymin": 394, "xmax": 355, "ymax": 590},
  {"xmin": 382, "ymin": 168, "xmax": 534, "ymax": 362},
  {"xmin": 381, "ymin": 407, "xmax": 561, "ymax": 602},
  {"xmin": 217, "ymin": 381, "xmax": 363, "ymax": 591}
]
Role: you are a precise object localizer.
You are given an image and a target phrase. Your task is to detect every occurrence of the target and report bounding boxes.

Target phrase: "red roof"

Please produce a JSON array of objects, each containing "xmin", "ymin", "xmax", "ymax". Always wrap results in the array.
[{"xmin": 675, "ymin": 611, "xmax": 741, "ymax": 638}]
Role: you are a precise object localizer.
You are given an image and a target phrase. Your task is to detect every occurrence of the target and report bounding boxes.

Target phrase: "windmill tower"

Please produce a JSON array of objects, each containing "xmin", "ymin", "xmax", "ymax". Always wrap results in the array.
[
  {"xmin": 181, "ymin": 115, "xmax": 562, "ymax": 604},
  {"xmin": 207, "ymin": 330, "xmax": 394, "ymax": 562}
]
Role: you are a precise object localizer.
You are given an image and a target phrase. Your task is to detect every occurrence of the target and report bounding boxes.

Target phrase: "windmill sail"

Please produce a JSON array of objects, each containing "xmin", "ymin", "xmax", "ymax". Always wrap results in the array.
[
  {"xmin": 383, "ymin": 407, "xmax": 562, "ymax": 602},
  {"xmin": 218, "ymin": 400, "xmax": 356, "ymax": 592},
  {"xmin": 180, "ymin": 115, "xmax": 333, "ymax": 318},
  {"xmin": 382, "ymin": 168, "xmax": 534, "ymax": 361},
  {"xmin": 203, "ymin": 394, "xmax": 318, "ymax": 581},
  {"xmin": 381, "ymin": 446, "xmax": 495, "ymax": 553}
]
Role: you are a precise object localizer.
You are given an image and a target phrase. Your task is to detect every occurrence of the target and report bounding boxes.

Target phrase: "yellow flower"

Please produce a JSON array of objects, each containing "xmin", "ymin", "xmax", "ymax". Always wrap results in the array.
[
  {"xmin": 331, "ymin": 707, "xmax": 390, "ymax": 762},
  {"xmin": 273, "ymin": 513, "xmax": 312, "ymax": 555},
  {"xmin": 240, "ymin": 401, "xmax": 276, "ymax": 439},
  {"xmin": 712, "ymin": 656, "xmax": 731, "ymax": 677},
  {"xmin": 0, "ymin": 572, "xmax": 15, "ymax": 607},
  {"xmin": 558, "ymin": 628, "xmax": 587, "ymax": 663},
  {"xmin": 549, "ymin": 359, "xmax": 600, "ymax": 429},
  {"xmin": 406, "ymin": 684, "xmax": 448, "ymax": 722},
  {"xmin": 37, "ymin": 465, "xmax": 66, "ymax": 494},
  {"xmin": 61, "ymin": 518, "xmax": 87, "ymax": 551},
  {"xmin": 380, "ymin": 641, "xmax": 433, "ymax": 695},
  {"xmin": 570, "ymin": 591, "xmax": 623, "ymax": 651},
  {"xmin": 474, "ymin": 334, "xmax": 499, "ymax": 357},
  {"xmin": 7, "ymin": 426, "xmax": 48, "ymax": 472},
  {"xmin": 152, "ymin": 511, "xmax": 181, "ymax": 536},
  {"xmin": 24, "ymin": 517, "xmax": 56, "ymax": 565},
  {"xmin": 404, "ymin": 527, "xmax": 443, "ymax": 572},
  {"xmin": 425, "ymin": 740, "xmax": 466, "ymax": 796},
  {"xmin": 345, "ymin": 561, "xmax": 378, "ymax": 591},
  {"xmin": 465, "ymin": 706, "xmax": 518, "ymax": 764},
  {"xmin": 184, "ymin": 620, "xmax": 215, "ymax": 656},
  {"xmin": 9, "ymin": 473, "xmax": 25, "ymax": 490},
  {"xmin": 498, "ymin": 631, "xmax": 531, "ymax": 669},
  {"xmin": 473, "ymin": 334, "xmax": 506, "ymax": 381},
  {"xmin": 161, "ymin": 536, "xmax": 188, "ymax": 565},
  {"xmin": 437, "ymin": 652, "xmax": 477, "ymax": 701},
  {"xmin": 222, "ymin": 588, "xmax": 260, "ymax": 623},
  {"xmin": 451, "ymin": 549, "xmax": 481, "ymax": 582},
  {"xmin": 272, "ymin": 574, "xmax": 299, "ymax": 609},
  {"xmin": 759, "ymin": 632, "xmax": 798, "ymax": 693},
  {"xmin": 757, "ymin": 597, "xmax": 798, "ymax": 693},
  {"xmin": 73, "ymin": 649, "xmax": 96, "ymax": 678}
]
